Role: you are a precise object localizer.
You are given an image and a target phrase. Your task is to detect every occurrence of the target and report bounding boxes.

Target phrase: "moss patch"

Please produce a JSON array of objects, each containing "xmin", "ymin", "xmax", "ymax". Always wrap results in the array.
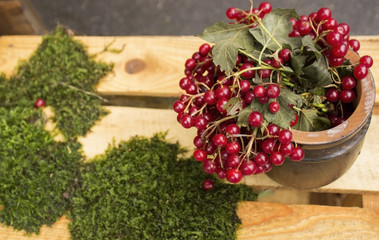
[
  {"xmin": 69, "ymin": 134, "xmax": 257, "ymax": 240},
  {"xmin": 0, "ymin": 107, "xmax": 82, "ymax": 233}
]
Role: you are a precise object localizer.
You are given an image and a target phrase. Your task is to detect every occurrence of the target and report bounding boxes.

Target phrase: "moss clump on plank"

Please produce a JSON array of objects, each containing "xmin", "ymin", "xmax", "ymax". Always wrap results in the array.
[
  {"xmin": 0, "ymin": 107, "xmax": 82, "ymax": 234},
  {"xmin": 69, "ymin": 134, "xmax": 257, "ymax": 240},
  {"xmin": 0, "ymin": 26, "xmax": 113, "ymax": 139}
]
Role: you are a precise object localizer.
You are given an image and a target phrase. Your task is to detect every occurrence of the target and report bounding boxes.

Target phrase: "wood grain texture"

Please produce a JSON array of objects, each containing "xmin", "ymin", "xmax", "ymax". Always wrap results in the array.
[
  {"xmin": 237, "ymin": 201, "xmax": 379, "ymax": 240},
  {"xmin": 0, "ymin": 35, "xmax": 378, "ymax": 100}
]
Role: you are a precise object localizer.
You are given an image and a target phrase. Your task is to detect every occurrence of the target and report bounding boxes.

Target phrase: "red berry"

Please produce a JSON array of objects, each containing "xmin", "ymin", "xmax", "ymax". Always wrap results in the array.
[
  {"xmin": 185, "ymin": 58, "xmax": 197, "ymax": 71},
  {"xmin": 328, "ymin": 56, "xmax": 345, "ymax": 67},
  {"xmin": 216, "ymin": 85, "xmax": 232, "ymax": 99},
  {"xmin": 244, "ymin": 91, "xmax": 255, "ymax": 104},
  {"xmin": 340, "ymin": 90, "xmax": 355, "ymax": 103},
  {"xmin": 326, "ymin": 31, "xmax": 343, "ymax": 46},
  {"xmin": 226, "ymin": 141, "xmax": 241, "ymax": 155},
  {"xmin": 193, "ymin": 135, "xmax": 205, "ymax": 148},
  {"xmin": 226, "ymin": 124, "xmax": 240, "ymax": 136},
  {"xmin": 359, "ymin": 55, "xmax": 373, "ymax": 68},
  {"xmin": 270, "ymin": 152, "xmax": 285, "ymax": 166},
  {"xmin": 280, "ymin": 142, "xmax": 294, "ymax": 156},
  {"xmin": 348, "ymin": 39, "xmax": 360, "ymax": 52},
  {"xmin": 204, "ymin": 90, "xmax": 217, "ymax": 105},
  {"xmin": 266, "ymin": 84, "xmax": 280, "ymax": 98},
  {"xmin": 216, "ymin": 168, "xmax": 227, "ymax": 179},
  {"xmin": 194, "ymin": 116, "xmax": 208, "ymax": 130},
  {"xmin": 338, "ymin": 23, "xmax": 350, "ymax": 35},
  {"xmin": 269, "ymin": 102, "xmax": 280, "ymax": 113},
  {"xmin": 257, "ymin": 68, "xmax": 271, "ymax": 79},
  {"xmin": 322, "ymin": 17, "xmax": 337, "ymax": 30},
  {"xmin": 180, "ymin": 114, "xmax": 194, "ymax": 128},
  {"xmin": 261, "ymin": 138, "xmax": 276, "ymax": 154},
  {"xmin": 290, "ymin": 113, "xmax": 299, "ymax": 127},
  {"xmin": 248, "ymin": 111, "xmax": 263, "ymax": 127},
  {"xmin": 203, "ymin": 158, "xmax": 217, "ymax": 174},
  {"xmin": 226, "ymin": 169, "xmax": 243, "ymax": 183},
  {"xmin": 316, "ymin": 7, "xmax": 332, "ymax": 22},
  {"xmin": 354, "ymin": 64, "xmax": 368, "ymax": 79},
  {"xmin": 341, "ymin": 76, "xmax": 356, "ymax": 90},
  {"xmin": 240, "ymin": 160, "xmax": 257, "ymax": 176},
  {"xmin": 278, "ymin": 48, "xmax": 291, "ymax": 63},
  {"xmin": 240, "ymin": 80, "xmax": 251, "ymax": 93},
  {"xmin": 254, "ymin": 152, "xmax": 269, "ymax": 166},
  {"xmin": 296, "ymin": 20, "xmax": 312, "ymax": 35},
  {"xmin": 213, "ymin": 134, "xmax": 228, "ymax": 148},
  {"xmin": 240, "ymin": 63, "xmax": 255, "ymax": 79},
  {"xmin": 202, "ymin": 179, "xmax": 215, "ymax": 191},
  {"xmin": 199, "ymin": 43, "xmax": 211, "ymax": 56},
  {"xmin": 265, "ymin": 124, "xmax": 280, "ymax": 136},
  {"xmin": 173, "ymin": 100, "xmax": 185, "ymax": 113},
  {"xmin": 179, "ymin": 77, "xmax": 190, "ymax": 90},
  {"xmin": 227, "ymin": 154, "xmax": 241, "ymax": 168},
  {"xmin": 278, "ymin": 129, "xmax": 292, "ymax": 144},
  {"xmin": 259, "ymin": 2, "xmax": 272, "ymax": 14},
  {"xmin": 290, "ymin": 147, "xmax": 305, "ymax": 161},
  {"xmin": 193, "ymin": 149, "xmax": 207, "ymax": 162},
  {"xmin": 226, "ymin": 7, "xmax": 238, "ymax": 19},
  {"xmin": 253, "ymin": 85, "xmax": 266, "ymax": 98},
  {"xmin": 216, "ymin": 98, "xmax": 228, "ymax": 114},
  {"xmin": 326, "ymin": 88, "xmax": 340, "ymax": 102},
  {"xmin": 332, "ymin": 44, "xmax": 348, "ymax": 58},
  {"xmin": 34, "ymin": 98, "xmax": 46, "ymax": 108}
]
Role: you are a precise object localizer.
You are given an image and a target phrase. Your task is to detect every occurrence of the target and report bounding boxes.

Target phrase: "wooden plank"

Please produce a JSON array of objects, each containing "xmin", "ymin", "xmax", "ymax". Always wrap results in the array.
[
  {"xmin": 76, "ymin": 106, "xmax": 379, "ymax": 194},
  {"xmin": 1, "ymin": 201, "xmax": 377, "ymax": 240},
  {"xmin": 363, "ymin": 194, "xmax": 379, "ymax": 210},
  {"xmin": 236, "ymin": 201, "xmax": 379, "ymax": 240},
  {"xmin": 0, "ymin": 35, "xmax": 378, "ymax": 101}
]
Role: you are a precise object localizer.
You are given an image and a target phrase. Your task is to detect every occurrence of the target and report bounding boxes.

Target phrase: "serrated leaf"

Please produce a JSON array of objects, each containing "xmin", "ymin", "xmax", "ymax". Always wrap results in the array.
[
  {"xmin": 302, "ymin": 55, "xmax": 333, "ymax": 87},
  {"xmin": 249, "ymin": 8, "xmax": 301, "ymax": 52},
  {"xmin": 199, "ymin": 22, "xmax": 255, "ymax": 72},
  {"xmin": 237, "ymin": 107, "xmax": 252, "ymax": 127},
  {"xmin": 295, "ymin": 109, "xmax": 330, "ymax": 131},
  {"xmin": 290, "ymin": 54, "xmax": 307, "ymax": 76}
]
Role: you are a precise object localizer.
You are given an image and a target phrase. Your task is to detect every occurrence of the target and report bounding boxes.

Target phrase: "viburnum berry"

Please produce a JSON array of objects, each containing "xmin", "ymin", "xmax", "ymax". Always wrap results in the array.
[
  {"xmin": 322, "ymin": 17, "xmax": 337, "ymax": 30},
  {"xmin": 340, "ymin": 89, "xmax": 356, "ymax": 103},
  {"xmin": 280, "ymin": 142, "xmax": 294, "ymax": 156},
  {"xmin": 173, "ymin": 100, "xmax": 185, "ymax": 113},
  {"xmin": 261, "ymin": 138, "xmax": 276, "ymax": 154},
  {"xmin": 193, "ymin": 149, "xmax": 207, "ymax": 162},
  {"xmin": 199, "ymin": 43, "xmax": 211, "ymax": 56},
  {"xmin": 193, "ymin": 135, "xmax": 205, "ymax": 148},
  {"xmin": 348, "ymin": 39, "xmax": 360, "ymax": 52},
  {"xmin": 240, "ymin": 63, "xmax": 255, "ymax": 79},
  {"xmin": 278, "ymin": 129, "xmax": 292, "ymax": 144},
  {"xmin": 316, "ymin": 7, "xmax": 332, "ymax": 22},
  {"xmin": 290, "ymin": 147, "xmax": 305, "ymax": 161},
  {"xmin": 226, "ymin": 141, "xmax": 241, "ymax": 154},
  {"xmin": 180, "ymin": 114, "xmax": 194, "ymax": 128},
  {"xmin": 296, "ymin": 20, "xmax": 312, "ymax": 35},
  {"xmin": 216, "ymin": 98, "xmax": 228, "ymax": 114},
  {"xmin": 226, "ymin": 7, "xmax": 238, "ymax": 19},
  {"xmin": 194, "ymin": 116, "xmax": 208, "ymax": 130},
  {"xmin": 240, "ymin": 160, "xmax": 257, "ymax": 175},
  {"xmin": 185, "ymin": 58, "xmax": 197, "ymax": 71},
  {"xmin": 248, "ymin": 111, "xmax": 263, "ymax": 127},
  {"xmin": 290, "ymin": 113, "xmax": 299, "ymax": 127},
  {"xmin": 203, "ymin": 158, "xmax": 217, "ymax": 174},
  {"xmin": 34, "ymin": 98, "xmax": 46, "ymax": 108},
  {"xmin": 265, "ymin": 123, "xmax": 280, "ymax": 136},
  {"xmin": 226, "ymin": 169, "xmax": 243, "ymax": 183},
  {"xmin": 216, "ymin": 168, "xmax": 227, "ymax": 179},
  {"xmin": 342, "ymin": 76, "xmax": 356, "ymax": 90},
  {"xmin": 227, "ymin": 154, "xmax": 241, "ymax": 168},
  {"xmin": 269, "ymin": 102, "xmax": 280, "ymax": 113},
  {"xmin": 204, "ymin": 90, "xmax": 217, "ymax": 105},
  {"xmin": 332, "ymin": 44, "xmax": 348, "ymax": 58},
  {"xmin": 253, "ymin": 85, "xmax": 266, "ymax": 98},
  {"xmin": 213, "ymin": 134, "xmax": 228, "ymax": 148},
  {"xmin": 254, "ymin": 152, "xmax": 269, "ymax": 166},
  {"xmin": 244, "ymin": 91, "xmax": 255, "ymax": 104},
  {"xmin": 354, "ymin": 64, "xmax": 368, "ymax": 79},
  {"xmin": 270, "ymin": 152, "xmax": 285, "ymax": 166},
  {"xmin": 326, "ymin": 88, "xmax": 340, "ymax": 103},
  {"xmin": 266, "ymin": 84, "xmax": 280, "ymax": 98},
  {"xmin": 259, "ymin": 2, "xmax": 272, "ymax": 14},
  {"xmin": 326, "ymin": 31, "xmax": 343, "ymax": 46},
  {"xmin": 216, "ymin": 85, "xmax": 232, "ymax": 99},
  {"xmin": 359, "ymin": 55, "xmax": 373, "ymax": 68},
  {"xmin": 225, "ymin": 123, "xmax": 240, "ymax": 136},
  {"xmin": 278, "ymin": 48, "xmax": 291, "ymax": 63},
  {"xmin": 202, "ymin": 179, "xmax": 215, "ymax": 191},
  {"xmin": 240, "ymin": 80, "xmax": 251, "ymax": 93}
]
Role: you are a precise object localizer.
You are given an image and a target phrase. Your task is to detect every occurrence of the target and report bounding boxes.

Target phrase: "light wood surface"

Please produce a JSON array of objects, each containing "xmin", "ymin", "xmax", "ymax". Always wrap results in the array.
[
  {"xmin": 0, "ymin": 35, "xmax": 378, "ymax": 239},
  {"xmin": 0, "ymin": 35, "xmax": 378, "ymax": 101}
]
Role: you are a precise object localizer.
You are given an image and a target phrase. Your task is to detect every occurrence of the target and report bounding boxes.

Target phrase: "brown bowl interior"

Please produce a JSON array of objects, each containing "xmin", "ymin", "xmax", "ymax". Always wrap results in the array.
[{"xmin": 291, "ymin": 50, "xmax": 376, "ymax": 145}]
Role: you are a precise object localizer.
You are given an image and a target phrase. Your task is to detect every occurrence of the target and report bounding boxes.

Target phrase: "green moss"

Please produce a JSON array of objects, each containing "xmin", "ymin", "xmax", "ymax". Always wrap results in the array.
[
  {"xmin": 0, "ymin": 26, "xmax": 113, "ymax": 139},
  {"xmin": 69, "ymin": 134, "xmax": 257, "ymax": 240},
  {"xmin": 0, "ymin": 107, "xmax": 82, "ymax": 233}
]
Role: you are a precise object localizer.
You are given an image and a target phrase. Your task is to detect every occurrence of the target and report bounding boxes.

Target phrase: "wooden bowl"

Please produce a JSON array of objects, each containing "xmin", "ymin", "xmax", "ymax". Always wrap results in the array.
[{"xmin": 265, "ymin": 51, "xmax": 376, "ymax": 190}]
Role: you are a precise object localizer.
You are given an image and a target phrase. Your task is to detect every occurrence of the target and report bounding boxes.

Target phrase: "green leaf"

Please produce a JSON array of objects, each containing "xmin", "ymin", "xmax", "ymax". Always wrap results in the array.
[
  {"xmin": 295, "ymin": 109, "xmax": 330, "ymax": 131},
  {"xmin": 301, "ymin": 35, "xmax": 322, "ymax": 60},
  {"xmin": 224, "ymin": 97, "xmax": 243, "ymax": 116},
  {"xmin": 302, "ymin": 55, "xmax": 333, "ymax": 87},
  {"xmin": 249, "ymin": 8, "xmax": 301, "ymax": 52},
  {"xmin": 237, "ymin": 107, "xmax": 253, "ymax": 127},
  {"xmin": 199, "ymin": 22, "xmax": 255, "ymax": 72},
  {"xmin": 290, "ymin": 54, "xmax": 307, "ymax": 76}
]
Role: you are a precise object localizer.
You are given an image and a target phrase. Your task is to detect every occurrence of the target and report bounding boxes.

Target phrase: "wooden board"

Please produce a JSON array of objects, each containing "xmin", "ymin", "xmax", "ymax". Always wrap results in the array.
[
  {"xmin": 0, "ymin": 35, "xmax": 379, "ymax": 239},
  {"xmin": 0, "ymin": 35, "xmax": 378, "ymax": 101}
]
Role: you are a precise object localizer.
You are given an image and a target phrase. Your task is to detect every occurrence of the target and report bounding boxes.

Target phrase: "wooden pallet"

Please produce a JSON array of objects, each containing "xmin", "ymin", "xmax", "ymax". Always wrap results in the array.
[{"xmin": 0, "ymin": 35, "xmax": 378, "ymax": 239}]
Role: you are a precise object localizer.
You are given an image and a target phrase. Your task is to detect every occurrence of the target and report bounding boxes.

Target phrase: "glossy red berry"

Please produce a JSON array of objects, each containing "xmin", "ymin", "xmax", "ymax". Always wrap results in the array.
[
  {"xmin": 204, "ymin": 90, "xmax": 217, "ymax": 105},
  {"xmin": 254, "ymin": 152, "xmax": 269, "ymax": 166},
  {"xmin": 326, "ymin": 31, "xmax": 343, "ymax": 46},
  {"xmin": 202, "ymin": 179, "xmax": 215, "ymax": 191},
  {"xmin": 216, "ymin": 168, "xmax": 227, "ymax": 179},
  {"xmin": 265, "ymin": 124, "xmax": 280, "ymax": 136},
  {"xmin": 226, "ymin": 124, "xmax": 240, "ymax": 136},
  {"xmin": 359, "ymin": 55, "xmax": 373, "ymax": 68},
  {"xmin": 340, "ymin": 90, "xmax": 355, "ymax": 103},
  {"xmin": 34, "ymin": 98, "xmax": 46, "ymax": 108},
  {"xmin": 290, "ymin": 147, "xmax": 305, "ymax": 161},
  {"xmin": 280, "ymin": 142, "xmax": 294, "ymax": 156},
  {"xmin": 213, "ymin": 134, "xmax": 228, "ymax": 148},
  {"xmin": 185, "ymin": 58, "xmax": 197, "ymax": 71},
  {"xmin": 326, "ymin": 88, "xmax": 340, "ymax": 103},
  {"xmin": 259, "ymin": 2, "xmax": 272, "ymax": 14},
  {"xmin": 278, "ymin": 129, "xmax": 292, "ymax": 144},
  {"xmin": 296, "ymin": 20, "xmax": 312, "ymax": 35},
  {"xmin": 180, "ymin": 114, "xmax": 194, "ymax": 128},
  {"xmin": 270, "ymin": 152, "xmax": 285, "ymax": 166},
  {"xmin": 226, "ymin": 169, "xmax": 243, "ymax": 183},
  {"xmin": 226, "ymin": 141, "xmax": 241, "ymax": 155},
  {"xmin": 341, "ymin": 76, "xmax": 356, "ymax": 90},
  {"xmin": 227, "ymin": 154, "xmax": 241, "ymax": 168},
  {"xmin": 193, "ymin": 149, "xmax": 207, "ymax": 162},
  {"xmin": 354, "ymin": 64, "xmax": 368, "ymax": 79},
  {"xmin": 199, "ymin": 43, "xmax": 211, "ymax": 56},
  {"xmin": 253, "ymin": 85, "xmax": 266, "ymax": 98},
  {"xmin": 226, "ymin": 7, "xmax": 238, "ymax": 19},
  {"xmin": 240, "ymin": 160, "xmax": 257, "ymax": 176},
  {"xmin": 203, "ymin": 159, "xmax": 217, "ymax": 174},
  {"xmin": 266, "ymin": 84, "xmax": 280, "ymax": 99},
  {"xmin": 278, "ymin": 48, "xmax": 291, "ymax": 63},
  {"xmin": 316, "ymin": 7, "xmax": 332, "ymax": 22},
  {"xmin": 240, "ymin": 63, "xmax": 255, "ymax": 79},
  {"xmin": 240, "ymin": 80, "xmax": 251, "ymax": 93},
  {"xmin": 216, "ymin": 98, "xmax": 228, "ymax": 114},
  {"xmin": 348, "ymin": 39, "xmax": 360, "ymax": 52},
  {"xmin": 248, "ymin": 111, "xmax": 263, "ymax": 127},
  {"xmin": 216, "ymin": 85, "xmax": 232, "ymax": 99},
  {"xmin": 290, "ymin": 113, "xmax": 299, "ymax": 127},
  {"xmin": 332, "ymin": 44, "xmax": 348, "ymax": 58},
  {"xmin": 269, "ymin": 102, "xmax": 280, "ymax": 113}
]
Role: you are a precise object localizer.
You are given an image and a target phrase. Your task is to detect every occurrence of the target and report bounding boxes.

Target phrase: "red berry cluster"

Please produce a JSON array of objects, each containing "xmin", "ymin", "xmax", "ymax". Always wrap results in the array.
[
  {"xmin": 173, "ymin": 2, "xmax": 373, "ymax": 184},
  {"xmin": 174, "ymin": 40, "xmax": 305, "ymax": 184},
  {"xmin": 286, "ymin": 6, "xmax": 373, "ymax": 125}
]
